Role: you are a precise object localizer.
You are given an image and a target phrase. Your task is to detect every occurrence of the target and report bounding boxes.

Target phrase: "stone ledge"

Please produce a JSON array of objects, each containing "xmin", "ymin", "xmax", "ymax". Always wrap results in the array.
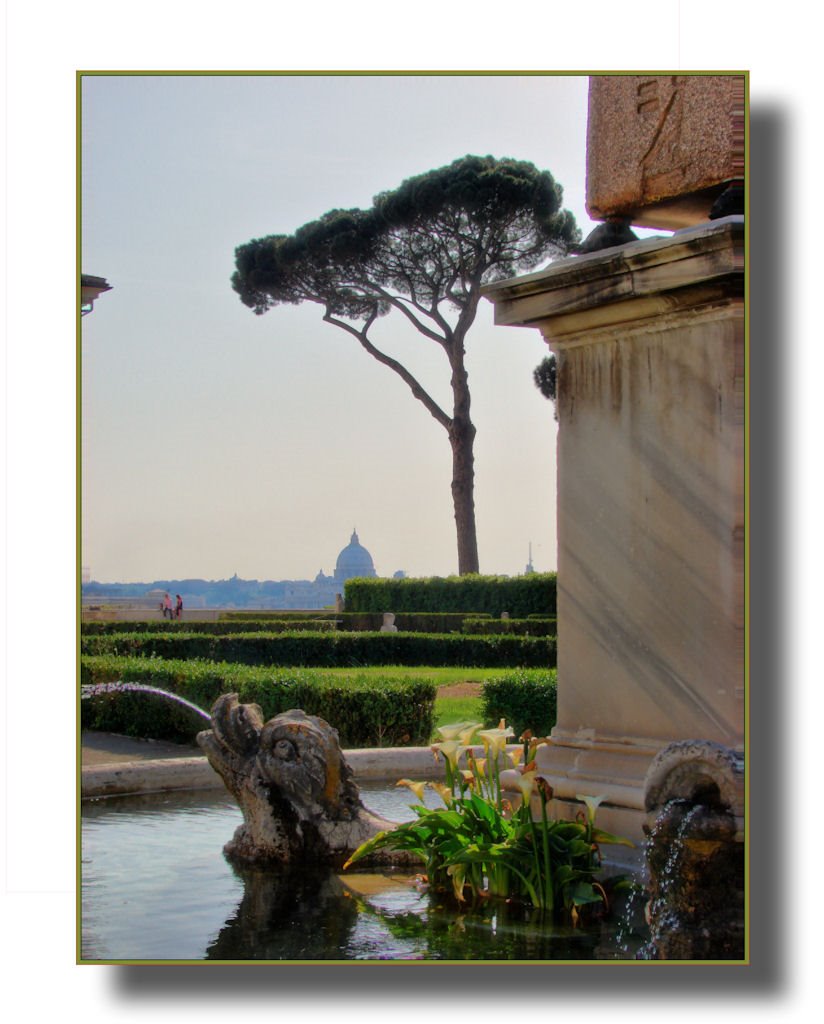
[
  {"xmin": 81, "ymin": 746, "xmax": 449, "ymax": 799},
  {"xmin": 483, "ymin": 217, "xmax": 744, "ymax": 335}
]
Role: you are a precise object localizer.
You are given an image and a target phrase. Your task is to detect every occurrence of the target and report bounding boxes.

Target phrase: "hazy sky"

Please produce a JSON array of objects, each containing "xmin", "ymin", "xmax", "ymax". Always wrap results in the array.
[{"xmin": 81, "ymin": 72, "xmax": 666, "ymax": 584}]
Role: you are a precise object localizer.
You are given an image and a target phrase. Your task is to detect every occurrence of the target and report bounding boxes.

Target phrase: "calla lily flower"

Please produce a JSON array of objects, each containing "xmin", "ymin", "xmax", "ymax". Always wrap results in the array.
[
  {"xmin": 576, "ymin": 793, "xmax": 606, "ymax": 826},
  {"xmin": 437, "ymin": 721, "xmax": 477, "ymax": 741},
  {"xmin": 508, "ymin": 748, "xmax": 524, "ymax": 767},
  {"xmin": 432, "ymin": 740, "xmax": 466, "ymax": 769},
  {"xmin": 397, "ymin": 779, "xmax": 427, "ymax": 802},
  {"xmin": 516, "ymin": 770, "xmax": 539, "ymax": 803},
  {"xmin": 536, "ymin": 777, "xmax": 554, "ymax": 801},
  {"xmin": 447, "ymin": 863, "xmax": 468, "ymax": 902},
  {"xmin": 500, "ymin": 768, "xmax": 538, "ymax": 804},
  {"xmin": 458, "ymin": 722, "xmax": 482, "ymax": 745},
  {"xmin": 429, "ymin": 782, "xmax": 452, "ymax": 807},
  {"xmin": 478, "ymin": 721, "xmax": 514, "ymax": 756}
]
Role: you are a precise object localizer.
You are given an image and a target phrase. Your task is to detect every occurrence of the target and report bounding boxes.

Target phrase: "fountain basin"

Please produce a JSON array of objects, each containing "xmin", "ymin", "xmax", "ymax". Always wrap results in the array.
[{"xmin": 81, "ymin": 786, "xmax": 647, "ymax": 962}]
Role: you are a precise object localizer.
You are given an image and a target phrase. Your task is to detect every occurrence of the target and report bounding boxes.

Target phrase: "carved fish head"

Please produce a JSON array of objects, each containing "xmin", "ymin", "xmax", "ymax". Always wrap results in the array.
[{"xmin": 257, "ymin": 709, "xmax": 362, "ymax": 821}]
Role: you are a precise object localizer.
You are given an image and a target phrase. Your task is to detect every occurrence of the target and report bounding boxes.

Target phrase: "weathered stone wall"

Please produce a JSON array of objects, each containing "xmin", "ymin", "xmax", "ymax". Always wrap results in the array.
[
  {"xmin": 484, "ymin": 219, "xmax": 745, "ymax": 850},
  {"xmin": 555, "ymin": 310, "xmax": 744, "ymax": 747}
]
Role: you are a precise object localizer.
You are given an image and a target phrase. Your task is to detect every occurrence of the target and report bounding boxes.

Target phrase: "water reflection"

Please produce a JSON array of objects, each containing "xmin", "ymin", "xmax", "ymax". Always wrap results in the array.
[{"xmin": 81, "ymin": 788, "xmax": 647, "ymax": 962}]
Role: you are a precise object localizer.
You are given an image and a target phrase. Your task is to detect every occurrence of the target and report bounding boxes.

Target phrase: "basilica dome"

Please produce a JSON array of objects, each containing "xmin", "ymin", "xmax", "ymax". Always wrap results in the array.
[{"xmin": 335, "ymin": 529, "xmax": 377, "ymax": 582}]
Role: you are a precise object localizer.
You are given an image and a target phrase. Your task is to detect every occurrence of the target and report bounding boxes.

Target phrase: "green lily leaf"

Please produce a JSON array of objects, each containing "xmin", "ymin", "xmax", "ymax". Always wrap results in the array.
[
  {"xmin": 567, "ymin": 840, "xmax": 593, "ymax": 859},
  {"xmin": 591, "ymin": 827, "xmax": 635, "ymax": 848},
  {"xmin": 569, "ymin": 882, "xmax": 604, "ymax": 907}
]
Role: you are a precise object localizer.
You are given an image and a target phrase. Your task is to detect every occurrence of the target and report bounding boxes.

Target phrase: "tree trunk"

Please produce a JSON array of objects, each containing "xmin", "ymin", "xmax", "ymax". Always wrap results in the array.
[
  {"xmin": 449, "ymin": 348, "xmax": 479, "ymax": 575},
  {"xmin": 450, "ymin": 423, "xmax": 479, "ymax": 574}
]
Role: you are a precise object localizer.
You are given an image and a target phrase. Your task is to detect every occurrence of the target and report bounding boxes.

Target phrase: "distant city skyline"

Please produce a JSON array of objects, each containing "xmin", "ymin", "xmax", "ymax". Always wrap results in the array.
[
  {"xmin": 79, "ymin": 525, "xmax": 536, "ymax": 584},
  {"xmin": 81, "ymin": 73, "xmax": 670, "ymax": 584}
]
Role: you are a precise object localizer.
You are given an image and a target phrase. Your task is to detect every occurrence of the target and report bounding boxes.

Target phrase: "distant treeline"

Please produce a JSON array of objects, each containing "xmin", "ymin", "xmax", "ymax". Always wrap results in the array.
[{"xmin": 82, "ymin": 571, "xmax": 557, "ymax": 613}]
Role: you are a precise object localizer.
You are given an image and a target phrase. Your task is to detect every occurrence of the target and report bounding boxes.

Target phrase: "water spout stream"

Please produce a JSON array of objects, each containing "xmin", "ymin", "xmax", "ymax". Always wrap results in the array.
[{"xmin": 81, "ymin": 681, "xmax": 211, "ymax": 721}]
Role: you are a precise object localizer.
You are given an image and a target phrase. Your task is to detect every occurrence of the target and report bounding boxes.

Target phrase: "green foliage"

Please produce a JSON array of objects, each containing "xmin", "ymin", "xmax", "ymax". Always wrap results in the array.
[
  {"xmin": 345, "ymin": 721, "xmax": 632, "ymax": 918},
  {"xmin": 533, "ymin": 354, "xmax": 557, "ymax": 401},
  {"xmin": 344, "ymin": 573, "xmax": 557, "ymax": 617},
  {"xmin": 80, "ymin": 630, "xmax": 556, "ymax": 668},
  {"xmin": 232, "ymin": 156, "xmax": 579, "ymax": 317},
  {"xmin": 482, "ymin": 671, "xmax": 558, "ymax": 738},
  {"xmin": 336, "ymin": 611, "xmax": 491, "ymax": 632},
  {"xmin": 434, "ymin": 695, "xmax": 484, "ymax": 733},
  {"xmin": 81, "ymin": 619, "xmax": 338, "ymax": 635},
  {"xmin": 461, "ymin": 617, "xmax": 556, "ymax": 636},
  {"xmin": 80, "ymin": 656, "xmax": 436, "ymax": 748},
  {"xmin": 219, "ymin": 610, "xmax": 333, "ymax": 621}
]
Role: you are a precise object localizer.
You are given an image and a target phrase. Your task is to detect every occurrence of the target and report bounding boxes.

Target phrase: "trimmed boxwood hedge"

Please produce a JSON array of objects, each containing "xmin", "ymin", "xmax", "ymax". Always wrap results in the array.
[
  {"xmin": 81, "ymin": 619, "xmax": 338, "ymax": 635},
  {"xmin": 82, "ymin": 614, "xmax": 491, "ymax": 635},
  {"xmin": 461, "ymin": 617, "xmax": 557, "ymax": 637},
  {"xmin": 482, "ymin": 670, "xmax": 558, "ymax": 739},
  {"xmin": 334, "ymin": 612, "xmax": 491, "ymax": 633},
  {"xmin": 80, "ymin": 630, "xmax": 555, "ymax": 668},
  {"xmin": 344, "ymin": 573, "xmax": 557, "ymax": 617},
  {"xmin": 219, "ymin": 610, "xmax": 334, "ymax": 621},
  {"xmin": 80, "ymin": 655, "xmax": 436, "ymax": 748}
]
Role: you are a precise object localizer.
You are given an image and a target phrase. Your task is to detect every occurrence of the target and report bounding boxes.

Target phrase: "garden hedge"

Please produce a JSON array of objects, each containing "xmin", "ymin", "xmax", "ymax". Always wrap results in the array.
[
  {"xmin": 481, "ymin": 670, "xmax": 558, "ymax": 739},
  {"xmin": 220, "ymin": 610, "xmax": 333, "ymax": 621},
  {"xmin": 334, "ymin": 612, "xmax": 491, "ymax": 632},
  {"xmin": 80, "ymin": 655, "xmax": 436, "ymax": 748},
  {"xmin": 81, "ymin": 619, "xmax": 338, "ymax": 635},
  {"xmin": 461, "ymin": 617, "xmax": 557, "ymax": 637},
  {"xmin": 80, "ymin": 630, "xmax": 556, "ymax": 668},
  {"xmin": 83, "ymin": 614, "xmax": 496, "ymax": 635},
  {"xmin": 344, "ymin": 573, "xmax": 557, "ymax": 617}
]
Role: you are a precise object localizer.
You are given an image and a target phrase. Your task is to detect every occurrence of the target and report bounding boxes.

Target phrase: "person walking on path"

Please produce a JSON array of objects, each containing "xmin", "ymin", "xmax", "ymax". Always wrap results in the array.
[
  {"xmin": 162, "ymin": 592, "xmax": 173, "ymax": 620},
  {"xmin": 175, "ymin": 594, "xmax": 183, "ymax": 620}
]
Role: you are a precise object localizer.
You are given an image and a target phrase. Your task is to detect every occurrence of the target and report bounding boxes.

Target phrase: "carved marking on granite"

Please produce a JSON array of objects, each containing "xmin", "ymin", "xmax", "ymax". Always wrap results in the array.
[{"xmin": 638, "ymin": 77, "xmax": 688, "ymax": 198}]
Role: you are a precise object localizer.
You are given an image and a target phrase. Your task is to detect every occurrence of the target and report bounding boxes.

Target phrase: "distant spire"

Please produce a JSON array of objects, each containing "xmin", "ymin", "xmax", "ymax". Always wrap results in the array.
[{"xmin": 351, "ymin": 527, "xmax": 359, "ymax": 544}]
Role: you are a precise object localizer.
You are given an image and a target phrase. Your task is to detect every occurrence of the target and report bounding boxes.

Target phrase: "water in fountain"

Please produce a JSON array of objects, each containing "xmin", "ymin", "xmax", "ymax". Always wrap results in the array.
[
  {"xmin": 612, "ymin": 879, "xmax": 649, "ymax": 956},
  {"xmin": 81, "ymin": 681, "xmax": 211, "ymax": 721},
  {"xmin": 81, "ymin": 788, "xmax": 646, "ymax": 961},
  {"xmin": 637, "ymin": 796, "xmax": 744, "ymax": 960}
]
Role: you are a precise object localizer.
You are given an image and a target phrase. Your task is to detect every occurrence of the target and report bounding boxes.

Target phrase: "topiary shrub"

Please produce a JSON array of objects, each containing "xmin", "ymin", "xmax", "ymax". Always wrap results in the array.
[
  {"xmin": 344, "ymin": 573, "xmax": 557, "ymax": 617},
  {"xmin": 482, "ymin": 670, "xmax": 558, "ymax": 738}
]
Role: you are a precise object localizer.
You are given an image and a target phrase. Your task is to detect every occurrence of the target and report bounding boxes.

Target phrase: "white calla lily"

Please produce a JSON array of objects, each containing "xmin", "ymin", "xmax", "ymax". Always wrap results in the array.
[
  {"xmin": 501, "ymin": 768, "xmax": 538, "ymax": 804},
  {"xmin": 432, "ymin": 740, "xmax": 466, "ymax": 769},
  {"xmin": 478, "ymin": 720, "xmax": 514, "ymax": 756},
  {"xmin": 576, "ymin": 793, "xmax": 606, "ymax": 826},
  {"xmin": 436, "ymin": 721, "xmax": 475, "ymax": 741},
  {"xmin": 397, "ymin": 779, "xmax": 427, "ymax": 802}
]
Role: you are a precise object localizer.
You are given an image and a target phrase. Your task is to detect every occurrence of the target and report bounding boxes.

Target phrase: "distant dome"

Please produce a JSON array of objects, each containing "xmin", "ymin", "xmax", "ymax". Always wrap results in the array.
[{"xmin": 335, "ymin": 529, "xmax": 377, "ymax": 582}]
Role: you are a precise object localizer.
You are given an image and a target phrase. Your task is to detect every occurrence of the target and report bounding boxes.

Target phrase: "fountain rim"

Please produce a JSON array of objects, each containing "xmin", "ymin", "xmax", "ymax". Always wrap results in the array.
[{"xmin": 81, "ymin": 743, "xmax": 449, "ymax": 799}]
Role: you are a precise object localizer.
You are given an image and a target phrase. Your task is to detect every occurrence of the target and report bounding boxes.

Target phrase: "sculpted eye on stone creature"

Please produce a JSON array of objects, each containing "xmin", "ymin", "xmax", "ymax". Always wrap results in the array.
[{"xmin": 197, "ymin": 693, "xmax": 402, "ymax": 868}]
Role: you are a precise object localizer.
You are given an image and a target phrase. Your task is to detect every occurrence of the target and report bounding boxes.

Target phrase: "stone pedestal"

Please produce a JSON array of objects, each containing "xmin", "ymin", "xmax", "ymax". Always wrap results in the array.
[{"xmin": 484, "ymin": 219, "xmax": 744, "ymax": 855}]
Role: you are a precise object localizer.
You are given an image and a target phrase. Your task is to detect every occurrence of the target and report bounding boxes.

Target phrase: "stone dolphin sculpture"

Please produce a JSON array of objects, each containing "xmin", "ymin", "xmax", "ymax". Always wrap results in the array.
[{"xmin": 197, "ymin": 693, "xmax": 402, "ymax": 867}]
